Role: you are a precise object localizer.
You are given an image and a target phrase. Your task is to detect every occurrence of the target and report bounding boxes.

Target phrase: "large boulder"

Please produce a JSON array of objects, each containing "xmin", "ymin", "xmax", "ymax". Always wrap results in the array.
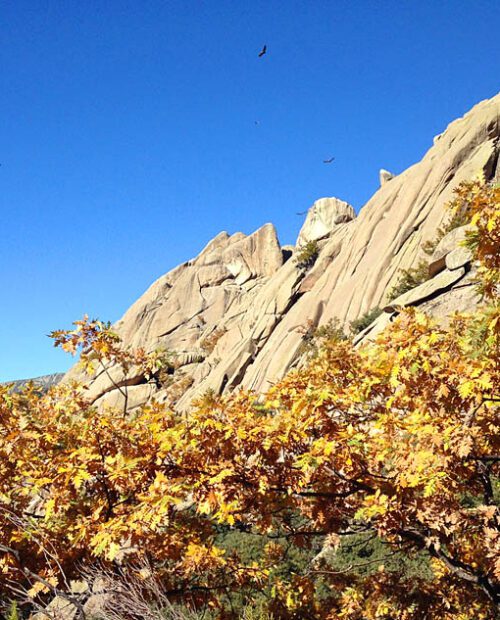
[
  {"xmin": 31, "ymin": 597, "xmax": 77, "ymax": 620},
  {"xmin": 223, "ymin": 223, "xmax": 284, "ymax": 284},
  {"xmin": 296, "ymin": 197, "xmax": 355, "ymax": 246},
  {"xmin": 384, "ymin": 268, "xmax": 466, "ymax": 313},
  {"xmin": 428, "ymin": 225, "xmax": 472, "ymax": 277},
  {"xmin": 446, "ymin": 246, "xmax": 473, "ymax": 271}
]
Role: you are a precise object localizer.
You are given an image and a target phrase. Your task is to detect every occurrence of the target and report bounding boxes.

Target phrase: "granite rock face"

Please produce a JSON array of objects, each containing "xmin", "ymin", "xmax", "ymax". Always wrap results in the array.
[
  {"xmin": 66, "ymin": 223, "xmax": 285, "ymax": 406},
  {"xmin": 66, "ymin": 92, "xmax": 500, "ymax": 410},
  {"xmin": 239, "ymin": 93, "xmax": 499, "ymax": 394},
  {"xmin": 383, "ymin": 268, "xmax": 466, "ymax": 313},
  {"xmin": 296, "ymin": 197, "xmax": 355, "ymax": 246},
  {"xmin": 428, "ymin": 225, "xmax": 472, "ymax": 277}
]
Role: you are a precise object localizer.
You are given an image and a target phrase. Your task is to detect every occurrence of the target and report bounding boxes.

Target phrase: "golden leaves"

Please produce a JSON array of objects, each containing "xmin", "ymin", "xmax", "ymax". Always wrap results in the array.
[{"xmin": 1, "ymin": 188, "xmax": 499, "ymax": 617}]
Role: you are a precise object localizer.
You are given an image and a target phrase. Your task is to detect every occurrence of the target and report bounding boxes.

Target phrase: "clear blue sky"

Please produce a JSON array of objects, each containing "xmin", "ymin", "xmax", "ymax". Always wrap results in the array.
[{"xmin": 1, "ymin": 0, "xmax": 499, "ymax": 381}]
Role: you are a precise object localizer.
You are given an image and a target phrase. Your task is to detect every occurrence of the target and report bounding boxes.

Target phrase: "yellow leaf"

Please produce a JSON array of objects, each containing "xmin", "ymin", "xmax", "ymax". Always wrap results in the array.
[
  {"xmin": 459, "ymin": 381, "xmax": 475, "ymax": 399},
  {"xmin": 44, "ymin": 498, "xmax": 56, "ymax": 520},
  {"xmin": 107, "ymin": 542, "xmax": 121, "ymax": 561}
]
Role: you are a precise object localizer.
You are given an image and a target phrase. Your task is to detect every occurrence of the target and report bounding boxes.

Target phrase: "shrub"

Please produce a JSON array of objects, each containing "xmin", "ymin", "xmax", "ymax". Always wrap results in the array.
[
  {"xmin": 166, "ymin": 374, "xmax": 194, "ymax": 403},
  {"xmin": 323, "ymin": 532, "xmax": 433, "ymax": 581},
  {"xmin": 1, "ymin": 180, "xmax": 497, "ymax": 620},
  {"xmin": 387, "ymin": 260, "xmax": 432, "ymax": 302},
  {"xmin": 422, "ymin": 207, "xmax": 470, "ymax": 256},
  {"xmin": 193, "ymin": 387, "xmax": 218, "ymax": 408},
  {"xmin": 240, "ymin": 603, "xmax": 275, "ymax": 620},
  {"xmin": 294, "ymin": 240, "xmax": 319, "ymax": 270},
  {"xmin": 350, "ymin": 306, "xmax": 383, "ymax": 334},
  {"xmin": 200, "ymin": 328, "xmax": 226, "ymax": 355},
  {"xmin": 4, "ymin": 602, "xmax": 19, "ymax": 620},
  {"xmin": 298, "ymin": 318, "xmax": 346, "ymax": 357},
  {"xmin": 155, "ymin": 351, "xmax": 177, "ymax": 388}
]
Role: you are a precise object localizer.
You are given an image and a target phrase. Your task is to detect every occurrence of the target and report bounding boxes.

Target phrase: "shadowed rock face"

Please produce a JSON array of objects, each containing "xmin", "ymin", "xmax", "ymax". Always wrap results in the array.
[{"xmin": 67, "ymin": 92, "xmax": 500, "ymax": 411}]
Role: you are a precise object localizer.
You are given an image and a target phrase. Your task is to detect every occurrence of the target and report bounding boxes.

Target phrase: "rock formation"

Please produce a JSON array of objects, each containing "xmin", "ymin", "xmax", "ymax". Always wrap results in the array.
[
  {"xmin": 66, "ymin": 92, "xmax": 500, "ymax": 412},
  {"xmin": 296, "ymin": 197, "xmax": 355, "ymax": 246},
  {"xmin": 379, "ymin": 169, "xmax": 395, "ymax": 186},
  {"xmin": 6, "ymin": 372, "xmax": 64, "ymax": 393}
]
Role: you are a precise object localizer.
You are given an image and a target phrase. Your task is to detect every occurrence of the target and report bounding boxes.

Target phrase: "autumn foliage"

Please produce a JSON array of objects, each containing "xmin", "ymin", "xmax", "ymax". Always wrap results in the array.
[{"xmin": 0, "ymin": 182, "xmax": 498, "ymax": 619}]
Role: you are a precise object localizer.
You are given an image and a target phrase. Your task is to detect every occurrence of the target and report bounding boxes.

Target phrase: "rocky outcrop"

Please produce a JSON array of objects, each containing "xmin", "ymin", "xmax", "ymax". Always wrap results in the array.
[
  {"xmin": 65, "ymin": 223, "xmax": 286, "ymax": 406},
  {"xmin": 296, "ymin": 198, "xmax": 355, "ymax": 246},
  {"xmin": 353, "ymin": 220, "xmax": 481, "ymax": 345},
  {"xmin": 384, "ymin": 267, "xmax": 467, "ymax": 313},
  {"xmin": 237, "ymin": 93, "xmax": 498, "ymax": 394},
  {"xmin": 379, "ymin": 169, "xmax": 395, "ymax": 186},
  {"xmin": 66, "ymin": 92, "xmax": 500, "ymax": 410},
  {"xmin": 428, "ymin": 225, "xmax": 472, "ymax": 277}
]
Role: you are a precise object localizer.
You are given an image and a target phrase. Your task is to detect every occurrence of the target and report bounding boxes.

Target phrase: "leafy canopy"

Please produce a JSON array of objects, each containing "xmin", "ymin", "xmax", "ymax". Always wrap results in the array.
[{"xmin": 0, "ymin": 181, "xmax": 498, "ymax": 619}]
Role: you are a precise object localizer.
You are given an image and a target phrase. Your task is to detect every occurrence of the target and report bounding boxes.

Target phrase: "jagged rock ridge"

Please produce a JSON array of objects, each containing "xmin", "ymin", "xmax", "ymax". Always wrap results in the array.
[
  {"xmin": 66, "ymin": 93, "xmax": 500, "ymax": 411},
  {"xmin": 7, "ymin": 373, "xmax": 65, "ymax": 393}
]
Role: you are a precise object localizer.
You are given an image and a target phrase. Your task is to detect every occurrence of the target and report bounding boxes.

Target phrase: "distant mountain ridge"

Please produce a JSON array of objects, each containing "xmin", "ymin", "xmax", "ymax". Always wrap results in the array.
[{"xmin": 7, "ymin": 373, "xmax": 64, "ymax": 393}]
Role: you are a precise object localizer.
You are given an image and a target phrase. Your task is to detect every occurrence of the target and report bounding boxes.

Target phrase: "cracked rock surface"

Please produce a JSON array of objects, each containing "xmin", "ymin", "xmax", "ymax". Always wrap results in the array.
[{"xmin": 66, "ymin": 92, "xmax": 500, "ymax": 410}]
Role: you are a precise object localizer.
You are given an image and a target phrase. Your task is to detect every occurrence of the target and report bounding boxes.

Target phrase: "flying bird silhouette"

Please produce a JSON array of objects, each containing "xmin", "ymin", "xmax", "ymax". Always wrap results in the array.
[
  {"xmin": 296, "ymin": 211, "xmax": 307, "ymax": 216},
  {"xmin": 258, "ymin": 45, "xmax": 267, "ymax": 57},
  {"xmin": 323, "ymin": 157, "xmax": 335, "ymax": 164}
]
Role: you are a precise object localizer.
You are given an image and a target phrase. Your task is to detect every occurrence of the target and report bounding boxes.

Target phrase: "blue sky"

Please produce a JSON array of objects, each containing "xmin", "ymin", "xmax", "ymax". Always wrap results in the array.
[{"xmin": 1, "ymin": 0, "xmax": 499, "ymax": 381}]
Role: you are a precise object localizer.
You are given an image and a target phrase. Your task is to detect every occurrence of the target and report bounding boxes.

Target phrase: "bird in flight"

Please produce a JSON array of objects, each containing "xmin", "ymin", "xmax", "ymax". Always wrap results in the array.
[
  {"xmin": 323, "ymin": 157, "xmax": 335, "ymax": 164},
  {"xmin": 258, "ymin": 45, "xmax": 267, "ymax": 57}
]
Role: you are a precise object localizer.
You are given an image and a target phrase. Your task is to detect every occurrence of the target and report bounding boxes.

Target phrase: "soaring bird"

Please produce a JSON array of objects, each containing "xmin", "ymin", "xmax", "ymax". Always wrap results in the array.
[
  {"xmin": 323, "ymin": 157, "xmax": 335, "ymax": 164},
  {"xmin": 258, "ymin": 44, "xmax": 267, "ymax": 57}
]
